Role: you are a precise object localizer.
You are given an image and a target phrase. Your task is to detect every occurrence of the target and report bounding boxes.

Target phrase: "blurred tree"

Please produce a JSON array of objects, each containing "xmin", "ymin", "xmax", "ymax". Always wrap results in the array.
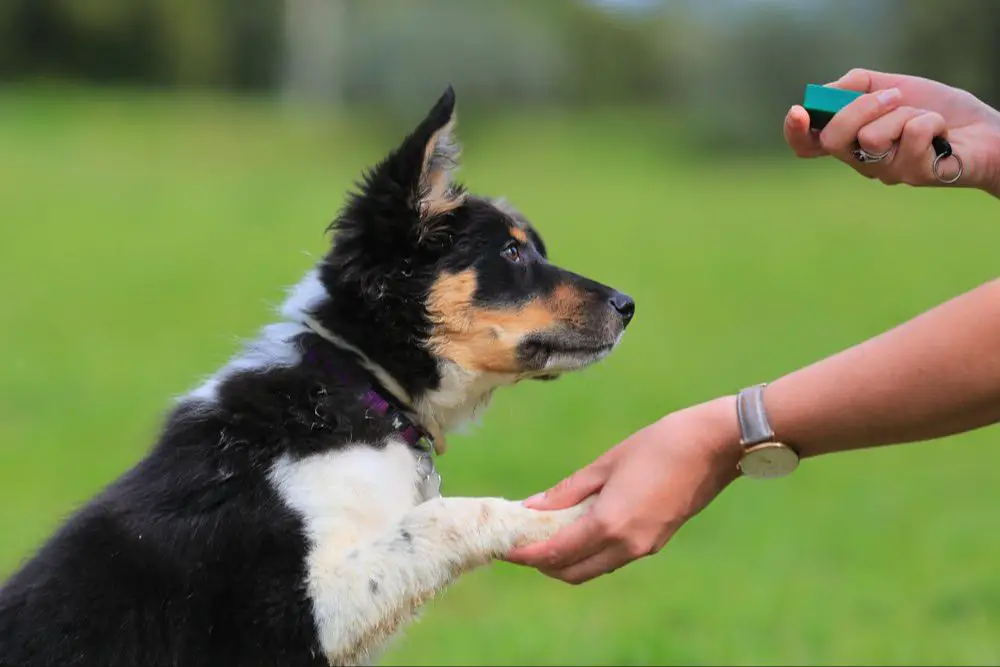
[
  {"xmin": 0, "ymin": 0, "xmax": 283, "ymax": 91},
  {"xmin": 332, "ymin": 0, "xmax": 573, "ymax": 112},
  {"xmin": 2, "ymin": 0, "xmax": 997, "ymax": 160},
  {"xmin": 282, "ymin": 0, "xmax": 347, "ymax": 104},
  {"xmin": 671, "ymin": 1, "xmax": 896, "ymax": 154},
  {"xmin": 529, "ymin": 0, "xmax": 681, "ymax": 107},
  {"xmin": 0, "ymin": 0, "xmax": 678, "ymax": 110},
  {"xmin": 0, "ymin": 0, "xmax": 158, "ymax": 83},
  {"xmin": 897, "ymin": 0, "xmax": 1000, "ymax": 108}
]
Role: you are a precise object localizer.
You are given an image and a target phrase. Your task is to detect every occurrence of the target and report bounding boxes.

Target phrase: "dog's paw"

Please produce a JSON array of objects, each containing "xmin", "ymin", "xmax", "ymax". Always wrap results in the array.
[
  {"xmin": 414, "ymin": 496, "xmax": 596, "ymax": 559},
  {"xmin": 507, "ymin": 496, "xmax": 596, "ymax": 548}
]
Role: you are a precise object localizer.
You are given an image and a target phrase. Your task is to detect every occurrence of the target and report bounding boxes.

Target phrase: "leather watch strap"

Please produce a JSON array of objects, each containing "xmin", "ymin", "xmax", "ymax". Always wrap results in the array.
[{"xmin": 736, "ymin": 383, "xmax": 774, "ymax": 447}]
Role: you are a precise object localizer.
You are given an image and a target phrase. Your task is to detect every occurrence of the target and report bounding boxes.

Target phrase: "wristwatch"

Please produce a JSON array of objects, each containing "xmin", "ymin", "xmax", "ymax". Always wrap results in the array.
[{"xmin": 735, "ymin": 383, "xmax": 800, "ymax": 479}]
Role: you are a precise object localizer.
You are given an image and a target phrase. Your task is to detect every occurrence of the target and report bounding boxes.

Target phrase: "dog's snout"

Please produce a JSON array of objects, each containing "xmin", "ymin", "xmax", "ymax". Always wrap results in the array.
[{"xmin": 609, "ymin": 291, "xmax": 635, "ymax": 327}]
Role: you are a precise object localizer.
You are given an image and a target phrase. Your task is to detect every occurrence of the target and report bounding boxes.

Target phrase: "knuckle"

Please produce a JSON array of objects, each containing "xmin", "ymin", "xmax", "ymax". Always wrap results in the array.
[
  {"xmin": 624, "ymin": 539, "xmax": 651, "ymax": 560},
  {"xmin": 902, "ymin": 116, "xmax": 931, "ymax": 142},
  {"xmin": 593, "ymin": 513, "xmax": 621, "ymax": 540},
  {"xmin": 818, "ymin": 132, "xmax": 839, "ymax": 153},
  {"xmin": 625, "ymin": 542, "xmax": 649, "ymax": 560},
  {"xmin": 857, "ymin": 126, "xmax": 880, "ymax": 149}
]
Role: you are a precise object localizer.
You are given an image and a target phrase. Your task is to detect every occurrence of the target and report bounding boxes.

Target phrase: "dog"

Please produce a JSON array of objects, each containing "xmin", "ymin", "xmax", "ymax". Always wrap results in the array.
[{"xmin": 0, "ymin": 87, "xmax": 635, "ymax": 666}]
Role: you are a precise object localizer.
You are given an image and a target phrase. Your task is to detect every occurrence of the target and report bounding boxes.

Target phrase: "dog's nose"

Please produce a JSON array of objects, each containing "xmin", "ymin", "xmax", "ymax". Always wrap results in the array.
[{"xmin": 609, "ymin": 291, "xmax": 635, "ymax": 327}]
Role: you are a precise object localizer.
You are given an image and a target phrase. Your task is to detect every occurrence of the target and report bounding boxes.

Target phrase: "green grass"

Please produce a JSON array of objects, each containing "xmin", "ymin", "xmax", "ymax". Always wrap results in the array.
[{"xmin": 1, "ymin": 86, "xmax": 999, "ymax": 665}]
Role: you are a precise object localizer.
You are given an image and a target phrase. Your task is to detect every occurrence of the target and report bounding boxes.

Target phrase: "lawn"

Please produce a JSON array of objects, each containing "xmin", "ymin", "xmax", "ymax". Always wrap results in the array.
[{"xmin": 1, "ymin": 86, "xmax": 998, "ymax": 665}]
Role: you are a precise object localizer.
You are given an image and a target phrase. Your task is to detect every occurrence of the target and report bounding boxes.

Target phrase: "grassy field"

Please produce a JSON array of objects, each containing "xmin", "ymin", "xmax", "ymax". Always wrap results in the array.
[{"xmin": 1, "ymin": 86, "xmax": 999, "ymax": 665}]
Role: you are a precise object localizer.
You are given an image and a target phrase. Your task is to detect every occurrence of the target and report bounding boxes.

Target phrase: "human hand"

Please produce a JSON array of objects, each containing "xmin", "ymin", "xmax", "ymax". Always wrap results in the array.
[
  {"xmin": 784, "ymin": 68, "xmax": 1000, "ymax": 195},
  {"xmin": 504, "ymin": 396, "xmax": 742, "ymax": 585}
]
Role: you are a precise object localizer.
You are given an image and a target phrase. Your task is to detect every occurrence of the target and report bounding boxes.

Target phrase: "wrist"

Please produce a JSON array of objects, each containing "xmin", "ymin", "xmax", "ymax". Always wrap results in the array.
[{"xmin": 688, "ymin": 394, "xmax": 744, "ymax": 472}]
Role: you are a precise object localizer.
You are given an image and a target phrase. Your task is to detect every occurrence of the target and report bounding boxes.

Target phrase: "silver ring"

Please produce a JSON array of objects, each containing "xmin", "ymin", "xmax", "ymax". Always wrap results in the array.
[
  {"xmin": 853, "ymin": 146, "xmax": 893, "ymax": 164},
  {"xmin": 932, "ymin": 151, "xmax": 964, "ymax": 184}
]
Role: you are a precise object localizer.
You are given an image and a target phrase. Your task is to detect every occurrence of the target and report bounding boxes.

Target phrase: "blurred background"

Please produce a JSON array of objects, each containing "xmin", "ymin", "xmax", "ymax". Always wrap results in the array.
[{"xmin": 2, "ymin": 0, "xmax": 999, "ymax": 664}]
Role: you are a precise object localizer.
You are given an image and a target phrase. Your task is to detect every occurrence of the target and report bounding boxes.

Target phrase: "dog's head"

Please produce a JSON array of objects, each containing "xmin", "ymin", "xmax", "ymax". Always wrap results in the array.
[{"xmin": 306, "ymin": 87, "xmax": 634, "ymax": 436}]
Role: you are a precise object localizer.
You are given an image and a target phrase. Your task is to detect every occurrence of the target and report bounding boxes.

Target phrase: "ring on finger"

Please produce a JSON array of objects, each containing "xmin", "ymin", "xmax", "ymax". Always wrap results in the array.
[{"xmin": 853, "ymin": 144, "xmax": 894, "ymax": 164}]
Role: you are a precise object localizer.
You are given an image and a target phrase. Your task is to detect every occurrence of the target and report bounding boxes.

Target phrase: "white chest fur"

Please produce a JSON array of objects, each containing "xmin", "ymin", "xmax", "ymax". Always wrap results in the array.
[
  {"xmin": 269, "ymin": 440, "xmax": 432, "ymax": 548},
  {"xmin": 268, "ymin": 440, "xmax": 437, "ymax": 663},
  {"xmin": 268, "ymin": 437, "xmax": 590, "ymax": 665}
]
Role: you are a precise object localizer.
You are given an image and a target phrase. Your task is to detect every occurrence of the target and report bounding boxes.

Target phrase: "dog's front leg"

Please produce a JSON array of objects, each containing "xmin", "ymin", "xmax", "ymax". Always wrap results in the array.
[{"xmin": 307, "ymin": 496, "xmax": 591, "ymax": 666}]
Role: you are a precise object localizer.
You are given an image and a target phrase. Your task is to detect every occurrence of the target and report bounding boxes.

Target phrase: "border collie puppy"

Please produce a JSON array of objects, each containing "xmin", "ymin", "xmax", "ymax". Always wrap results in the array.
[{"xmin": 0, "ymin": 87, "xmax": 635, "ymax": 667}]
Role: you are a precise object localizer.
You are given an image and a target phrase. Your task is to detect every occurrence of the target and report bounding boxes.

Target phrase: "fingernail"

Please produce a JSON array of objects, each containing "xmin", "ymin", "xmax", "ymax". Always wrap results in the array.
[{"xmin": 877, "ymin": 88, "xmax": 901, "ymax": 105}]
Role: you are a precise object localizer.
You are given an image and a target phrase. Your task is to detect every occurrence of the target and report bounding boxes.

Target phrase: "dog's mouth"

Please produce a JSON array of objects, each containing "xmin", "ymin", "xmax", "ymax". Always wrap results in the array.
[{"xmin": 518, "ymin": 332, "xmax": 622, "ymax": 374}]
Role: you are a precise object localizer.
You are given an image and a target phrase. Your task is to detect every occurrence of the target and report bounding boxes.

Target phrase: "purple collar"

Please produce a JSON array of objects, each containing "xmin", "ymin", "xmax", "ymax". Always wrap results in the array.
[
  {"xmin": 303, "ymin": 345, "xmax": 433, "ymax": 452},
  {"xmin": 355, "ymin": 383, "xmax": 431, "ymax": 450}
]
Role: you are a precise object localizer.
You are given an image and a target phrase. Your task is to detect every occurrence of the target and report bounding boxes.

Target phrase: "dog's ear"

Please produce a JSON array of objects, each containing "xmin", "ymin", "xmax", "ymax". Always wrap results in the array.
[
  {"xmin": 407, "ymin": 86, "xmax": 464, "ymax": 222},
  {"xmin": 350, "ymin": 86, "xmax": 465, "ymax": 244}
]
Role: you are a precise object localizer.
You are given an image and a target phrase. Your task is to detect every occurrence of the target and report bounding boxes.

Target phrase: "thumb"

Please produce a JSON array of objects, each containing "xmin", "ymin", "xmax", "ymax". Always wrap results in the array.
[
  {"xmin": 830, "ymin": 68, "xmax": 905, "ymax": 93},
  {"xmin": 522, "ymin": 462, "xmax": 608, "ymax": 511}
]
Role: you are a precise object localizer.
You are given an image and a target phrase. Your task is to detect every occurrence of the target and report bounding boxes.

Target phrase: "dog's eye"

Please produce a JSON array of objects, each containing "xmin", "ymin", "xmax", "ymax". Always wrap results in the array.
[{"xmin": 502, "ymin": 242, "xmax": 522, "ymax": 263}]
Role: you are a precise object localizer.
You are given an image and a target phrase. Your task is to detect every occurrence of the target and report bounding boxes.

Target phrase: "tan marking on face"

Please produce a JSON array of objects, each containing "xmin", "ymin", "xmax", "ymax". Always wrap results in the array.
[
  {"xmin": 509, "ymin": 226, "xmax": 529, "ymax": 244},
  {"xmin": 426, "ymin": 270, "xmax": 589, "ymax": 374}
]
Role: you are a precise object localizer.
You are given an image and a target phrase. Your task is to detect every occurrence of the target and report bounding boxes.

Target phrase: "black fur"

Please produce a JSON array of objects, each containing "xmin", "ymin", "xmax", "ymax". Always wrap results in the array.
[
  {"xmin": 0, "ymin": 87, "xmax": 633, "ymax": 666},
  {"xmin": 0, "ymin": 335, "xmax": 412, "ymax": 667}
]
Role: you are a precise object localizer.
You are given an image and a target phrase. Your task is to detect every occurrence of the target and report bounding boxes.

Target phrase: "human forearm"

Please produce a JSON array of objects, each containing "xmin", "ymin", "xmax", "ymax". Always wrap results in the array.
[{"xmin": 764, "ymin": 278, "xmax": 1000, "ymax": 458}]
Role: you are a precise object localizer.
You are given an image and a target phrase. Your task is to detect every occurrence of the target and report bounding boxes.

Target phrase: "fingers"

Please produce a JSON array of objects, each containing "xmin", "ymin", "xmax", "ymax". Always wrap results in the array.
[
  {"xmin": 504, "ymin": 510, "xmax": 603, "ymax": 570},
  {"xmin": 783, "ymin": 105, "xmax": 825, "ymax": 158},
  {"xmin": 540, "ymin": 546, "xmax": 631, "ymax": 586},
  {"xmin": 535, "ymin": 521, "xmax": 677, "ymax": 586},
  {"xmin": 819, "ymin": 88, "xmax": 902, "ymax": 158},
  {"xmin": 856, "ymin": 106, "xmax": 926, "ymax": 155},
  {"xmin": 850, "ymin": 109, "xmax": 947, "ymax": 186},
  {"xmin": 785, "ymin": 69, "xmax": 906, "ymax": 160},
  {"xmin": 894, "ymin": 111, "xmax": 947, "ymax": 184},
  {"xmin": 521, "ymin": 458, "xmax": 610, "ymax": 511}
]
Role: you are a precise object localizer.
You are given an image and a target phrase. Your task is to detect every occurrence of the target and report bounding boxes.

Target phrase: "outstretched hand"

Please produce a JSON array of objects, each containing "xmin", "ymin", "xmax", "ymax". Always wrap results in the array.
[{"xmin": 504, "ymin": 397, "xmax": 741, "ymax": 585}]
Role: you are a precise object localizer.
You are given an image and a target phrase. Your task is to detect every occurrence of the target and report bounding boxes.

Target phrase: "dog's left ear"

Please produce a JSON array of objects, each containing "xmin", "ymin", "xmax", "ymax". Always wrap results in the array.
[
  {"xmin": 369, "ymin": 86, "xmax": 465, "ymax": 234},
  {"xmin": 335, "ymin": 87, "xmax": 465, "ymax": 255},
  {"xmin": 409, "ymin": 86, "xmax": 464, "ymax": 221}
]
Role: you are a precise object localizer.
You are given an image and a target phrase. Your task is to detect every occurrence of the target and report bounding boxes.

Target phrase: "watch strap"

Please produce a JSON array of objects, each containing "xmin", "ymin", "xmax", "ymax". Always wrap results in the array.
[{"xmin": 736, "ymin": 383, "xmax": 775, "ymax": 447}]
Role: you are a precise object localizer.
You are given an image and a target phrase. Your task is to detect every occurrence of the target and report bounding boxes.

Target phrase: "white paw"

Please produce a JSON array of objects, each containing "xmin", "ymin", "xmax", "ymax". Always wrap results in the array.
[{"xmin": 508, "ymin": 495, "xmax": 596, "ymax": 548}]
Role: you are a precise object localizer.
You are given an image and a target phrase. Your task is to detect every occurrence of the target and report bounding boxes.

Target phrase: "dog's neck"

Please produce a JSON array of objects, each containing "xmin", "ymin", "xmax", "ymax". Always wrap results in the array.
[
  {"xmin": 301, "ymin": 313, "xmax": 502, "ymax": 454},
  {"xmin": 282, "ymin": 269, "xmax": 502, "ymax": 453}
]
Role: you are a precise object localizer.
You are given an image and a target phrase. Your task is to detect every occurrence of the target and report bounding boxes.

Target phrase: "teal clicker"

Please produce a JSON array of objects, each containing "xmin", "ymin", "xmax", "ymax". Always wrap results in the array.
[{"xmin": 802, "ymin": 84, "xmax": 862, "ymax": 130}]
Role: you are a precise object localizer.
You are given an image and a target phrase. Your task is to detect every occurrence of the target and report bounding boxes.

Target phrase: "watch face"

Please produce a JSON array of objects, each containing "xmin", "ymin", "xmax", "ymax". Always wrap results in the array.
[{"xmin": 739, "ymin": 443, "xmax": 799, "ymax": 479}]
